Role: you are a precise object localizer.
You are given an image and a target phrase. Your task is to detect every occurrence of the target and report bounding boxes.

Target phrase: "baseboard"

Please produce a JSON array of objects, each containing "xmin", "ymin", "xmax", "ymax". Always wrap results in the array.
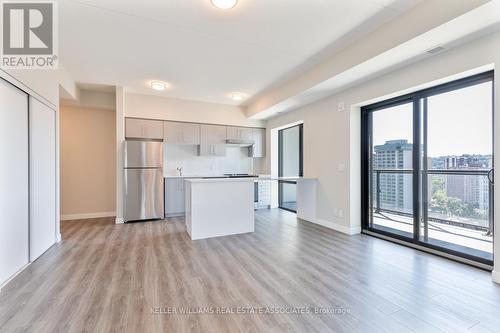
[
  {"xmin": 310, "ymin": 218, "xmax": 361, "ymax": 235},
  {"xmin": 0, "ymin": 262, "xmax": 31, "ymax": 292},
  {"xmin": 60, "ymin": 211, "xmax": 116, "ymax": 221},
  {"xmin": 115, "ymin": 217, "xmax": 124, "ymax": 224},
  {"xmin": 492, "ymin": 270, "xmax": 500, "ymax": 284},
  {"xmin": 56, "ymin": 233, "xmax": 62, "ymax": 242}
]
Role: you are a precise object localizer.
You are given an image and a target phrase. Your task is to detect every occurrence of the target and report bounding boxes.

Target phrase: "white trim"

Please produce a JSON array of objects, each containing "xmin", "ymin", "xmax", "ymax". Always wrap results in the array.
[
  {"xmin": 56, "ymin": 233, "xmax": 62, "ymax": 242},
  {"xmin": 307, "ymin": 218, "xmax": 361, "ymax": 235},
  {"xmin": 115, "ymin": 217, "xmax": 125, "ymax": 224},
  {"xmin": 0, "ymin": 262, "xmax": 30, "ymax": 292},
  {"xmin": 492, "ymin": 270, "xmax": 500, "ymax": 284},
  {"xmin": 60, "ymin": 211, "xmax": 116, "ymax": 221}
]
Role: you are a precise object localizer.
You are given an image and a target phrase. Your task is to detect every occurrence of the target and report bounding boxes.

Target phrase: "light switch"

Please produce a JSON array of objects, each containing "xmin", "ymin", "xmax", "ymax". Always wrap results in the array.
[{"xmin": 338, "ymin": 101, "xmax": 345, "ymax": 112}]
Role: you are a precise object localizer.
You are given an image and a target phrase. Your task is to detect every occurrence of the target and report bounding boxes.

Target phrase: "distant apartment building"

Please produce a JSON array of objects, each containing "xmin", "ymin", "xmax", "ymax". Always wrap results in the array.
[
  {"xmin": 443, "ymin": 154, "xmax": 491, "ymax": 210},
  {"xmin": 373, "ymin": 140, "xmax": 413, "ymax": 213}
]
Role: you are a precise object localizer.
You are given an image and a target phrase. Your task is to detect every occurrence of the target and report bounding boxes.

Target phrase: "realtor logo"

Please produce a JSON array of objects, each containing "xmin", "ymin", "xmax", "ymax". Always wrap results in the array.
[{"xmin": 1, "ymin": 1, "xmax": 58, "ymax": 69}]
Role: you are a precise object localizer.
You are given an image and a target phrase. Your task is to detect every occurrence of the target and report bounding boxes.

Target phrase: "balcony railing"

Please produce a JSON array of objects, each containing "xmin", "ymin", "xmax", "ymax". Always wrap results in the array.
[{"xmin": 372, "ymin": 168, "xmax": 493, "ymax": 235}]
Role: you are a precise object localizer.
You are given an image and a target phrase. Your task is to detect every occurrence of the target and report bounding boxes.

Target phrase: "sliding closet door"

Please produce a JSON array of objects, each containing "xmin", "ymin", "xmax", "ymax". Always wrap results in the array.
[
  {"xmin": 0, "ymin": 79, "xmax": 29, "ymax": 285},
  {"xmin": 30, "ymin": 97, "xmax": 56, "ymax": 261}
]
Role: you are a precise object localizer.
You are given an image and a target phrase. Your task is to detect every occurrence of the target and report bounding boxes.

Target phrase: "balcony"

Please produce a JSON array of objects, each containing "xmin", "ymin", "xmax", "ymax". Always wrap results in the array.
[{"xmin": 371, "ymin": 169, "xmax": 493, "ymax": 261}]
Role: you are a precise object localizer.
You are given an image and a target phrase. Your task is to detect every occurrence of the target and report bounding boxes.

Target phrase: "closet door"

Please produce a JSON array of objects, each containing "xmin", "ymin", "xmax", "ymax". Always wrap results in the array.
[
  {"xmin": 0, "ymin": 79, "xmax": 29, "ymax": 286},
  {"xmin": 29, "ymin": 97, "xmax": 56, "ymax": 261}
]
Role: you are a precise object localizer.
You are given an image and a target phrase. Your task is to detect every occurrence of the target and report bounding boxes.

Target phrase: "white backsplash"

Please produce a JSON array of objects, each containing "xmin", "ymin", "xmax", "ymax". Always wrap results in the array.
[{"xmin": 163, "ymin": 144, "xmax": 254, "ymax": 176}]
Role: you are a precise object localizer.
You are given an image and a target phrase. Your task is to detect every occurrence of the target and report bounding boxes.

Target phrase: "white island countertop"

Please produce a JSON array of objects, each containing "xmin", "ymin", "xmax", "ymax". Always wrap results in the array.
[
  {"xmin": 185, "ymin": 177, "xmax": 255, "ymax": 183},
  {"xmin": 184, "ymin": 177, "xmax": 254, "ymax": 240}
]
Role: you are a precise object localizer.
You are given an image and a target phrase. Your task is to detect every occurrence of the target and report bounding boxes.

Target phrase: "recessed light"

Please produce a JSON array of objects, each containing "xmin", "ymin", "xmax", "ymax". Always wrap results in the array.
[
  {"xmin": 211, "ymin": 0, "xmax": 238, "ymax": 10},
  {"xmin": 230, "ymin": 92, "xmax": 247, "ymax": 101},
  {"xmin": 150, "ymin": 81, "xmax": 167, "ymax": 91}
]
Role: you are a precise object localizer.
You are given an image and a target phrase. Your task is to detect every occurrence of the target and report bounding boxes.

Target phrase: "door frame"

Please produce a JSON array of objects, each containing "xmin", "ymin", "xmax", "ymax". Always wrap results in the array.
[
  {"xmin": 361, "ymin": 70, "xmax": 494, "ymax": 267},
  {"xmin": 278, "ymin": 123, "xmax": 303, "ymax": 212}
]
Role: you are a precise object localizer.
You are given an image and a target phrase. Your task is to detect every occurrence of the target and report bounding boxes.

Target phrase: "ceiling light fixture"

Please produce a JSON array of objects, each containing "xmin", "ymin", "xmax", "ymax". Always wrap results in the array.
[
  {"xmin": 211, "ymin": 0, "xmax": 238, "ymax": 10},
  {"xmin": 230, "ymin": 92, "xmax": 246, "ymax": 101},
  {"xmin": 150, "ymin": 81, "xmax": 167, "ymax": 91}
]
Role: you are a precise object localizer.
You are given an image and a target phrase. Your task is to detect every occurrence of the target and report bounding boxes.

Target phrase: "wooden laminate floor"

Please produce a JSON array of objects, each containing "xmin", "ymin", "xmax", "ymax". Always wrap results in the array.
[{"xmin": 1, "ymin": 209, "xmax": 500, "ymax": 333}]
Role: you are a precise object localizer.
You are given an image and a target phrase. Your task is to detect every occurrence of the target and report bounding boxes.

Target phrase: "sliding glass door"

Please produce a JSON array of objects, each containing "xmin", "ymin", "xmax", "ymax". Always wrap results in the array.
[
  {"xmin": 362, "ymin": 71, "xmax": 494, "ymax": 265},
  {"xmin": 369, "ymin": 101, "xmax": 415, "ymax": 238},
  {"xmin": 278, "ymin": 124, "xmax": 303, "ymax": 212}
]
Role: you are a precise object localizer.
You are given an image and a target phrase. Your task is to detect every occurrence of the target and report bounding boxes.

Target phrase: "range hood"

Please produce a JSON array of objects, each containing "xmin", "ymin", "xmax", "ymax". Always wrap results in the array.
[{"xmin": 225, "ymin": 139, "xmax": 255, "ymax": 147}]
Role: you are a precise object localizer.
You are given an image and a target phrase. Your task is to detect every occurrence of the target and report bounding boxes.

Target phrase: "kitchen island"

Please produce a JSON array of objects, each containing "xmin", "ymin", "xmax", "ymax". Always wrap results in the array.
[{"xmin": 184, "ymin": 178, "xmax": 254, "ymax": 240}]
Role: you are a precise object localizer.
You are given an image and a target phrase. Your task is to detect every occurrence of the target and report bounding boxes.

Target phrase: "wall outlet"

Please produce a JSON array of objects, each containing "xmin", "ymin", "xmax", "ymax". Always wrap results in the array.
[
  {"xmin": 338, "ymin": 209, "xmax": 344, "ymax": 218},
  {"xmin": 338, "ymin": 101, "xmax": 345, "ymax": 112},
  {"xmin": 333, "ymin": 208, "xmax": 338, "ymax": 217},
  {"xmin": 338, "ymin": 163, "xmax": 345, "ymax": 172}
]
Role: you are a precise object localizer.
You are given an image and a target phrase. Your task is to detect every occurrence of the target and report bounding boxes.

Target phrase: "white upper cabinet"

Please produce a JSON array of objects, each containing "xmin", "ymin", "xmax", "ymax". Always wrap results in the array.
[
  {"xmin": 125, "ymin": 118, "xmax": 163, "ymax": 140},
  {"xmin": 200, "ymin": 124, "xmax": 227, "ymax": 144},
  {"xmin": 164, "ymin": 121, "xmax": 200, "ymax": 145},
  {"xmin": 199, "ymin": 124, "xmax": 226, "ymax": 156},
  {"xmin": 249, "ymin": 128, "xmax": 266, "ymax": 158},
  {"xmin": 227, "ymin": 126, "xmax": 253, "ymax": 141},
  {"xmin": 198, "ymin": 144, "xmax": 226, "ymax": 156}
]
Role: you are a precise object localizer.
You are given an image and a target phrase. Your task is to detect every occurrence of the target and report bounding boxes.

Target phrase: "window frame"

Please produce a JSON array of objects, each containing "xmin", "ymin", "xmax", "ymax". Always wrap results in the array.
[
  {"xmin": 361, "ymin": 70, "xmax": 495, "ymax": 268},
  {"xmin": 278, "ymin": 123, "xmax": 304, "ymax": 212}
]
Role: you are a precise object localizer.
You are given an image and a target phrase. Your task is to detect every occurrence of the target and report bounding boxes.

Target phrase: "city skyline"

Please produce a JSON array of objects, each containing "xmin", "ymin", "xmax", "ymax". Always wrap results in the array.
[{"xmin": 372, "ymin": 81, "xmax": 492, "ymax": 157}]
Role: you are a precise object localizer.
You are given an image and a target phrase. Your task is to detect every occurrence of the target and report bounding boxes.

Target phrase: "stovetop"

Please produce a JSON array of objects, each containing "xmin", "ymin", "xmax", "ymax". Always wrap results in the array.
[{"xmin": 223, "ymin": 174, "xmax": 258, "ymax": 178}]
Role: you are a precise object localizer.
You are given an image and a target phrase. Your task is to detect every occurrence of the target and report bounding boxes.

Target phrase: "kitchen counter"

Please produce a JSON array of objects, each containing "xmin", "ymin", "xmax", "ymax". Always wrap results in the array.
[
  {"xmin": 184, "ymin": 178, "xmax": 254, "ymax": 240},
  {"xmin": 186, "ymin": 177, "xmax": 255, "ymax": 183},
  {"xmin": 164, "ymin": 174, "xmax": 224, "ymax": 179}
]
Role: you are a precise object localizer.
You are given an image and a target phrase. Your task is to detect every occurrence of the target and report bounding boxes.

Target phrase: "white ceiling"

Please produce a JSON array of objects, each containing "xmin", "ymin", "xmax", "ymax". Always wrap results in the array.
[{"xmin": 60, "ymin": 0, "xmax": 421, "ymax": 105}]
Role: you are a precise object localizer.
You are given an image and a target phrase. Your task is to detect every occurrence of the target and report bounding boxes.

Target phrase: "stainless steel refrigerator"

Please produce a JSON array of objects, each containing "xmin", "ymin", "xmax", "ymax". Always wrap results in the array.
[{"xmin": 124, "ymin": 140, "xmax": 164, "ymax": 222}]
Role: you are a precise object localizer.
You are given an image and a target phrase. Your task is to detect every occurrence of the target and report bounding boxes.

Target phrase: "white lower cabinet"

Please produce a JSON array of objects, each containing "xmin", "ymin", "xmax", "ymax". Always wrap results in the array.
[
  {"xmin": 165, "ymin": 178, "xmax": 185, "ymax": 217},
  {"xmin": 0, "ymin": 79, "xmax": 29, "ymax": 287},
  {"xmin": 256, "ymin": 181, "xmax": 271, "ymax": 209}
]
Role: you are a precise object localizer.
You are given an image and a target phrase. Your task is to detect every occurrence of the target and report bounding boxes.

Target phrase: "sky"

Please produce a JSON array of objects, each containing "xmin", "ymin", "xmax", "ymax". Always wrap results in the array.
[{"xmin": 372, "ymin": 81, "xmax": 492, "ymax": 157}]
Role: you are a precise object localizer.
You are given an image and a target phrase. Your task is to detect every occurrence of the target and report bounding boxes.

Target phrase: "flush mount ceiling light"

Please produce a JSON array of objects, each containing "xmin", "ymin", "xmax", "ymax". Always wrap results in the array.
[
  {"xmin": 150, "ymin": 81, "xmax": 168, "ymax": 91},
  {"xmin": 211, "ymin": 0, "xmax": 238, "ymax": 10},
  {"xmin": 229, "ymin": 92, "xmax": 247, "ymax": 101}
]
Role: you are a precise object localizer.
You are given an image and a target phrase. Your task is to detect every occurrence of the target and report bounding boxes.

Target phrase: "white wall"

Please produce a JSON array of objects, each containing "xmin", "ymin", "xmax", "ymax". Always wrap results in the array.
[
  {"xmin": 60, "ymin": 105, "xmax": 116, "ymax": 220},
  {"xmin": 1, "ymin": 69, "xmax": 58, "ymax": 108},
  {"xmin": 125, "ymin": 92, "xmax": 265, "ymax": 127},
  {"xmin": 164, "ymin": 145, "xmax": 253, "ymax": 176},
  {"xmin": 264, "ymin": 30, "xmax": 500, "ymax": 274}
]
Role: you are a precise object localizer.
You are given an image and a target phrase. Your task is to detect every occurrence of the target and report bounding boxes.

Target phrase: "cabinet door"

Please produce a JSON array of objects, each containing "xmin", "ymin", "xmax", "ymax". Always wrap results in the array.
[
  {"xmin": 240, "ymin": 127, "xmax": 253, "ymax": 141},
  {"xmin": 226, "ymin": 126, "xmax": 239, "ymax": 140},
  {"xmin": 163, "ymin": 121, "xmax": 182, "ymax": 143},
  {"xmin": 29, "ymin": 98, "xmax": 56, "ymax": 261},
  {"xmin": 201, "ymin": 124, "xmax": 226, "ymax": 144},
  {"xmin": 142, "ymin": 119, "xmax": 163, "ymax": 139},
  {"xmin": 125, "ymin": 118, "xmax": 144, "ymax": 138},
  {"xmin": 227, "ymin": 126, "xmax": 253, "ymax": 141},
  {"xmin": 250, "ymin": 128, "xmax": 266, "ymax": 158},
  {"xmin": 165, "ymin": 178, "xmax": 185, "ymax": 216},
  {"xmin": 198, "ymin": 144, "xmax": 226, "ymax": 156},
  {"xmin": 0, "ymin": 79, "xmax": 29, "ymax": 286},
  {"xmin": 126, "ymin": 118, "xmax": 163, "ymax": 139},
  {"xmin": 180, "ymin": 122, "xmax": 200, "ymax": 145}
]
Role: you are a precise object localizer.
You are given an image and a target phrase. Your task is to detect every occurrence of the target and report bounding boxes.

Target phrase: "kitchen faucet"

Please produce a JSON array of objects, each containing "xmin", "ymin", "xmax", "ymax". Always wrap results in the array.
[{"xmin": 176, "ymin": 166, "xmax": 183, "ymax": 176}]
